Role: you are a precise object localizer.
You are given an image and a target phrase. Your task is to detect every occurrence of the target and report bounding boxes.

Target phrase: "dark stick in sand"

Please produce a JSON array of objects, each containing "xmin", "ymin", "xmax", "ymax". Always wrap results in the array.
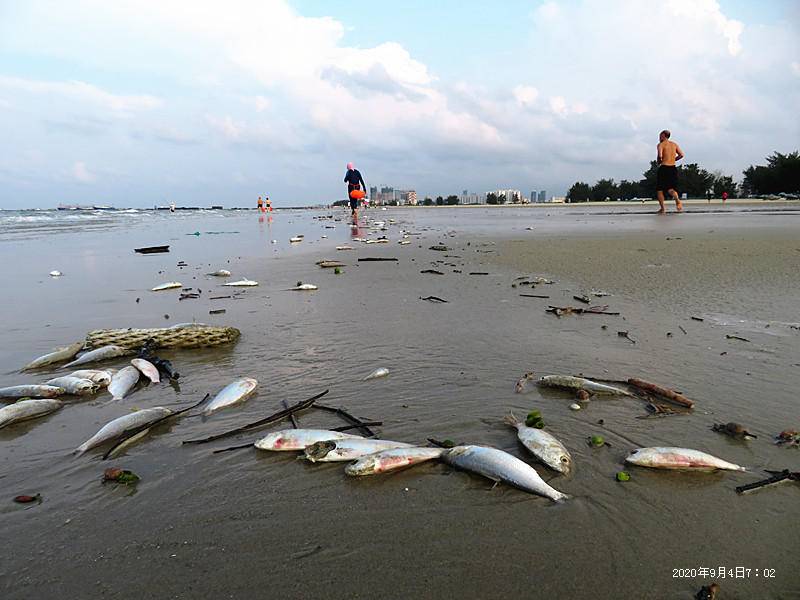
[
  {"xmin": 726, "ymin": 334, "xmax": 751, "ymax": 342},
  {"xmin": 420, "ymin": 296, "xmax": 448, "ymax": 303},
  {"xmin": 313, "ymin": 403, "xmax": 377, "ymax": 437},
  {"xmin": 183, "ymin": 389, "xmax": 328, "ymax": 444},
  {"xmin": 283, "ymin": 399, "xmax": 299, "ymax": 428},
  {"xmin": 358, "ymin": 257, "xmax": 399, "ymax": 262},
  {"xmin": 103, "ymin": 394, "xmax": 210, "ymax": 459},
  {"xmin": 627, "ymin": 378, "xmax": 694, "ymax": 408},
  {"xmin": 520, "ymin": 294, "xmax": 550, "ymax": 299}
]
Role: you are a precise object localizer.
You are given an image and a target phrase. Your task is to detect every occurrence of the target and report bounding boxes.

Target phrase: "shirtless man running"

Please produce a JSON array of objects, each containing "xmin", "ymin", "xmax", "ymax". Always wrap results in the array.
[{"xmin": 656, "ymin": 130, "xmax": 684, "ymax": 213}]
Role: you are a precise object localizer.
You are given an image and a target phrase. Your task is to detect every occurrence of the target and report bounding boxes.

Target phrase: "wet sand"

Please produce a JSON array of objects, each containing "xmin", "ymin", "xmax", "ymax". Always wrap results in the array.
[{"xmin": 1, "ymin": 206, "xmax": 799, "ymax": 599}]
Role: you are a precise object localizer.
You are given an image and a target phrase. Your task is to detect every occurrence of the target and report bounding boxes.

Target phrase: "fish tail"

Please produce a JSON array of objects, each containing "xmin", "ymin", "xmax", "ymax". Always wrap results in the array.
[{"xmin": 503, "ymin": 412, "xmax": 520, "ymax": 428}]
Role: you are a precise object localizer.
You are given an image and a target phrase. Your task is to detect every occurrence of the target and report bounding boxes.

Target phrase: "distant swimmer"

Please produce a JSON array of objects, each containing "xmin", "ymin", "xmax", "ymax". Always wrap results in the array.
[
  {"xmin": 265, "ymin": 196, "xmax": 272, "ymax": 212},
  {"xmin": 656, "ymin": 129, "xmax": 684, "ymax": 214},
  {"xmin": 344, "ymin": 162, "xmax": 366, "ymax": 219},
  {"xmin": 257, "ymin": 196, "xmax": 264, "ymax": 212}
]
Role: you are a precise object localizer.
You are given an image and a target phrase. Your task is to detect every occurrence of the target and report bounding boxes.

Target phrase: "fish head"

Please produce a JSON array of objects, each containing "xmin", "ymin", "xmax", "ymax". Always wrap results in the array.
[
  {"xmin": 555, "ymin": 452, "xmax": 573, "ymax": 475},
  {"xmin": 255, "ymin": 431, "xmax": 287, "ymax": 450},
  {"xmin": 345, "ymin": 455, "xmax": 380, "ymax": 476},
  {"xmin": 304, "ymin": 440, "xmax": 337, "ymax": 462},
  {"xmin": 625, "ymin": 448, "xmax": 646, "ymax": 466}
]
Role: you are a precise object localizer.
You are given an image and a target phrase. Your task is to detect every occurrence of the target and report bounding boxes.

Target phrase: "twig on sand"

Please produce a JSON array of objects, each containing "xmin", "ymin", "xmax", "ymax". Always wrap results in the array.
[
  {"xmin": 520, "ymin": 293, "xmax": 550, "ymax": 299},
  {"xmin": 690, "ymin": 316, "xmax": 704, "ymax": 322},
  {"xmin": 358, "ymin": 257, "xmax": 399, "ymax": 262},
  {"xmin": 573, "ymin": 295, "xmax": 591, "ymax": 304},
  {"xmin": 726, "ymin": 334, "xmax": 751, "ymax": 342},
  {"xmin": 678, "ymin": 325, "xmax": 688, "ymax": 335},
  {"xmin": 313, "ymin": 403, "xmax": 377, "ymax": 437},
  {"xmin": 627, "ymin": 378, "xmax": 694, "ymax": 408},
  {"xmin": 103, "ymin": 394, "xmax": 210, "ymax": 459},
  {"xmin": 546, "ymin": 305, "xmax": 620, "ymax": 316},
  {"xmin": 183, "ymin": 389, "xmax": 328, "ymax": 445},
  {"xmin": 420, "ymin": 296, "xmax": 448, "ymax": 303},
  {"xmin": 332, "ymin": 421, "xmax": 382, "ymax": 432},
  {"xmin": 283, "ymin": 399, "xmax": 299, "ymax": 428}
]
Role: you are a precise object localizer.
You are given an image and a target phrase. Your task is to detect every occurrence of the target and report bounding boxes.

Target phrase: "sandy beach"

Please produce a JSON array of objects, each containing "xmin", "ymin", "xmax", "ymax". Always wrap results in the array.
[{"xmin": 1, "ymin": 204, "xmax": 798, "ymax": 599}]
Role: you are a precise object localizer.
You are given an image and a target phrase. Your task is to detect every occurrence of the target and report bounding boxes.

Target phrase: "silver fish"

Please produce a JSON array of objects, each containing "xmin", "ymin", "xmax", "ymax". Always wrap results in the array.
[
  {"xmin": 0, "ymin": 384, "xmax": 64, "ymax": 399},
  {"xmin": 44, "ymin": 376, "xmax": 98, "ymax": 396},
  {"xmin": 207, "ymin": 269, "xmax": 231, "ymax": 277},
  {"xmin": 223, "ymin": 279, "xmax": 258, "ymax": 287},
  {"xmin": 67, "ymin": 369, "xmax": 114, "ymax": 387},
  {"xmin": 63, "ymin": 345, "xmax": 130, "ymax": 368},
  {"xmin": 74, "ymin": 407, "xmax": 172, "ymax": 455},
  {"xmin": 504, "ymin": 413, "xmax": 573, "ymax": 474},
  {"xmin": 0, "ymin": 399, "xmax": 63, "ymax": 429},
  {"xmin": 538, "ymin": 375, "xmax": 633, "ymax": 396},
  {"xmin": 151, "ymin": 281, "xmax": 183, "ymax": 291},
  {"xmin": 364, "ymin": 367, "xmax": 389, "ymax": 381},
  {"xmin": 304, "ymin": 439, "xmax": 413, "ymax": 462},
  {"xmin": 289, "ymin": 283, "xmax": 318, "ymax": 291},
  {"xmin": 625, "ymin": 447, "xmax": 746, "ymax": 471},
  {"xmin": 515, "ymin": 372, "xmax": 536, "ymax": 393},
  {"xmin": 131, "ymin": 358, "xmax": 160, "ymax": 383},
  {"xmin": 108, "ymin": 366, "xmax": 140, "ymax": 400},
  {"xmin": 21, "ymin": 341, "xmax": 85, "ymax": 371},
  {"xmin": 441, "ymin": 445, "xmax": 569, "ymax": 502},
  {"xmin": 202, "ymin": 378, "xmax": 258, "ymax": 415},
  {"xmin": 345, "ymin": 447, "xmax": 445, "ymax": 476},
  {"xmin": 255, "ymin": 429, "xmax": 363, "ymax": 451}
]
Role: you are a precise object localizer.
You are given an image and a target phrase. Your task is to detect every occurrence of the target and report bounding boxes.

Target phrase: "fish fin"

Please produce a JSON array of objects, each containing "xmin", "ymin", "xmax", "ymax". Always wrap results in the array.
[{"xmin": 503, "ymin": 412, "xmax": 520, "ymax": 428}]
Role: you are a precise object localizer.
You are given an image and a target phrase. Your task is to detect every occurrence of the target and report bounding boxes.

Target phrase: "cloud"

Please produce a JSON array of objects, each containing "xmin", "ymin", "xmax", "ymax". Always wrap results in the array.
[{"xmin": 72, "ymin": 161, "xmax": 96, "ymax": 183}]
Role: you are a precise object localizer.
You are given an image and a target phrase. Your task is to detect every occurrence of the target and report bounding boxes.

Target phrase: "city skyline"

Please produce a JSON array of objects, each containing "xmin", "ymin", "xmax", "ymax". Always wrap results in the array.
[{"xmin": 1, "ymin": 1, "xmax": 798, "ymax": 208}]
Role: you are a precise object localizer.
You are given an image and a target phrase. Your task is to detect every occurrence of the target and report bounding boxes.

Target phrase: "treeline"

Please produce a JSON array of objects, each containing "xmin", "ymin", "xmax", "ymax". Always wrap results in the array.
[
  {"xmin": 421, "ymin": 195, "xmax": 460, "ymax": 206},
  {"xmin": 567, "ymin": 150, "xmax": 799, "ymax": 202}
]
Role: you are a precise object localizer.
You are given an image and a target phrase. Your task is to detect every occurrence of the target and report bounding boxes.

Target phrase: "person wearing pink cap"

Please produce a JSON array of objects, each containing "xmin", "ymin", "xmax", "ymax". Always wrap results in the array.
[{"xmin": 344, "ymin": 162, "xmax": 366, "ymax": 218}]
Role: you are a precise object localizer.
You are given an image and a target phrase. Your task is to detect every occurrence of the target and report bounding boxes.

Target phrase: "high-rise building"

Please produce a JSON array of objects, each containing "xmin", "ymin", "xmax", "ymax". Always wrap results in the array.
[
  {"xmin": 369, "ymin": 186, "xmax": 378, "ymax": 200},
  {"xmin": 530, "ymin": 191, "xmax": 537, "ymax": 203},
  {"xmin": 538, "ymin": 190, "xmax": 547, "ymax": 203},
  {"xmin": 407, "ymin": 191, "xmax": 418, "ymax": 205}
]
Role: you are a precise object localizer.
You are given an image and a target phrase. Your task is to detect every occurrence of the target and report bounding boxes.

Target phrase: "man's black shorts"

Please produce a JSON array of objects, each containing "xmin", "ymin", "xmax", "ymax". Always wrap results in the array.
[
  {"xmin": 656, "ymin": 165, "xmax": 678, "ymax": 192},
  {"xmin": 349, "ymin": 198, "xmax": 358, "ymax": 210}
]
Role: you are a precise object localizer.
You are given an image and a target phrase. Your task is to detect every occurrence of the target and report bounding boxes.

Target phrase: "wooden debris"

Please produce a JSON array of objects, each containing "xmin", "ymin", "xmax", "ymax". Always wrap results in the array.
[
  {"xmin": 546, "ymin": 305, "xmax": 620, "ymax": 316},
  {"xmin": 678, "ymin": 325, "xmax": 688, "ymax": 335},
  {"xmin": 358, "ymin": 257, "xmax": 399, "ymax": 262},
  {"xmin": 134, "ymin": 245, "xmax": 170, "ymax": 254},
  {"xmin": 627, "ymin": 378, "xmax": 694, "ymax": 408},
  {"xmin": 520, "ymin": 294, "xmax": 550, "ymax": 299},
  {"xmin": 690, "ymin": 316, "xmax": 704, "ymax": 322},
  {"xmin": 617, "ymin": 331, "xmax": 636, "ymax": 344},
  {"xmin": 726, "ymin": 334, "xmax": 751, "ymax": 342},
  {"xmin": 420, "ymin": 269, "xmax": 444, "ymax": 275},
  {"xmin": 573, "ymin": 294, "xmax": 591, "ymax": 304},
  {"xmin": 420, "ymin": 296, "xmax": 448, "ymax": 303},
  {"xmin": 736, "ymin": 469, "xmax": 799, "ymax": 494},
  {"xmin": 469, "ymin": 272, "xmax": 489, "ymax": 275},
  {"xmin": 316, "ymin": 260, "xmax": 346, "ymax": 269},
  {"xmin": 313, "ymin": 403, "xmax": 377, "ymax": 438}
]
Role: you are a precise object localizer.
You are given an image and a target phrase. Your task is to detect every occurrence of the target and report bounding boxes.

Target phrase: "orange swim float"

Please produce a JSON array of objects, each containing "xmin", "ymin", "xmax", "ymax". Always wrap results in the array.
[{"xmin": 349, "ymin": 189, "xmax": 365, "ymax": 200}]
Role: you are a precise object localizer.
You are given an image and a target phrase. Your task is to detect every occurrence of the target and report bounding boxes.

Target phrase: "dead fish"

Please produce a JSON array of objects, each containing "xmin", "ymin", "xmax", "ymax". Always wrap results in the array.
[
  {"xmin": 504, "ymin": 413, "xmax": 573, "ymax": 474},
  {"xmin": 304, "ymin": 438, "xmax": 413, "ymax": 462},
  {"xmin": 49, "ymin": 270, "xmax": 63, "ymax": 277},
  {"xmin": 0, "ymin": 399, "xmax": 63, "ymax": 429},
  {"xmin": 0, "ymin": 384, "xmax": 64, "ymax": 399},
  {"xmin": 64, "ymin": 345, "xmax": 130, "ymax": 368},
  {"xmin": 67, "ymin": 369, "xmax": 114, "ymax": 387},
  {"xmin": 442, "ymin": 445, "xmax": 568, "ymax": 502},
  {"xmin": 207, "ymin": 269, "xmax": 231, "ymax": 277},
  {"xmin": 515, "ymin": 372, "xmax": 536, "ymax": 393},
  {"xmin": 255, "ymin": 429, "xmax": 363, "ymax": 451},
  {"xmin": 345, "ymin": 447, "xmax": 445, "ymax": 476},
  {"xmin": 364, "ymin": 367, "xmax": 389, "ymax": 381},
  {"xmin": 289, "ymin": 283, "xmax": 318, "ymax": 291},
  {"xmin": 21, "ymin": 341, "xmax": 85, "ymax": 371},
  {"xmin": 625, "ymin": 447, "xmax": 746, "ymax": 471},
  {"xmin": 202, "ymin": 377, "xmax": 258, "ymax": 415},
  {"xmin": 223, "ymin": 278, "xmax": 259, "ymax": 287},
  {"xmin": 538, "ymin": 375, "xmax": 634, "ymax": 396},
  {"xmin": 74, "ymin": 407, "xmax": 173, "ymax": 455},
  {"xmin": 289, "ymin": 236, "xmax": 303, "ymax": 243},
  {"xmin": 336, "ymin": 245, "xmax": 353, "ymax": 250},
  {"xmin": 131, "ymin": 358, "xmax": 160, "ymax": 383},
  {"xmin": 108, "ymin": 366, "xmax": 140, "ymax": 400},
  {"xmin": 44, "ymin": 376, "xmax": 98, "ymax": 396},
  {"xmin": 151, "ymin": 282, "xmax": 183, "ymax": 291}
]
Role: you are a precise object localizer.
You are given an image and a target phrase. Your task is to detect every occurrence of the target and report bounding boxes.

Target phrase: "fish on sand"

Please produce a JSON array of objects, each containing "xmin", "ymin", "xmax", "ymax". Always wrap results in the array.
[
  {"xmin": 151, "ymin": 282, "xmax": 183, "ymax": 291},
  {"xmin": 0, "ymin": 384, "xmax": 64, "ymax": 399},
  {"xmin": 207, "ymin": 269, "xmax": 231, "ymax": 277},
  {"xmin": 223, "ymin": 278, "xmax": 259, "ymax": 287},
  {"xmin": 108, "ymin": 366, "xmax": 140, "ymax": 400},
  {"xmin": 67, "ymin": 370, "xmax": 115, "ymax": 387},
  {"xmin": 441, "ymin": 445, "xmax": 569, "ymax": 502},
  {"xmin": 625, "ymin": 447, "xmax": 746, "ymax": 471},
  {"xmin": 289, "ymin": 283, "xmax": 318, "ymax": 291},
  {"xmin": 538, "ymin": 375, "xmax": 633, "ymax": 396},
  {"xmin": 255, "ymin": 429, "xmax": 363, "ymax": 451},
  {"xmin": 363, "ymin": 367, "xmax": 389, "ymax": 381},
  {"xmin": 0, "ymin": 399, "xmax": 63, "ymax": 429},
  {"xmin": 504, "ymin": 413, "xmax": 573, "ymax": 474},
  {"xmin": 44, "ymin": 376, "xmax": 98, "ymax": 396},
  {"xmin": 202, "ymin": 378, "xmax": 258, "ymax": 415},
  {"xmin": 74, "ymin": 407, "xmax": 173, "ymax": 455},
  {"xmin": 345, "ymin": 447, "xmax": 445, "ymax": 476},
  {"xmin": 303, "ymin": 439, "xmax": 413, "ymax": 462},
  {"xmin": 63, "ymin": 345, "xmax": 130, "ymax": 368},
  {"xmin": 131, "ymin": 358, "xmax": 160, "ymax": 383},
  {"xmin": 20, "ymin": 341, "xmax": 85, "ymax": 371}
]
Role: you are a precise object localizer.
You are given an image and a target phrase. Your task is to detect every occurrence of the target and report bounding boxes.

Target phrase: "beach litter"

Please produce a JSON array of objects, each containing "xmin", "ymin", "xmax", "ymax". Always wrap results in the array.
[
  {"xmin": 429, "ymin": 245, "xmax": 449, "ymax": 251},
  {"xmin": 546, "ymin": 305, "xmax": 620, "ymax": 316},
  {"xmin": 316, "ymin": 260, "xmax": 345, "ymax": 268},
  {"xmin": 725, "ymin": 334, "xmax": 751, "ymax": 342},
  {"xmin": 209, "ymin": 309, "xmax": 226, "ymax": 315},
  {"xmin": 617, "ymin": 330, "xmax": 636, "ymax": 344},
  {"xmin": 735, "ymin": 469, "xmax": 798, "ymax": 494},
  {"xmin": 569, "ymin": 403, "xmax": 581, "ymax": 411},
  {"xmin": 420, "ymin": 296, "xmax": 448, "ymax": 303},
  {"xmin": 358, "ymin": 257, "xmax": 398, "ymax": 262},
  {"xmin": 134, "ymin": 245, "xmax": 169, "ymax": 254},
  {"xmin": 420, "ymin": 269, "xmax": 444, "ymax": 275},
  {"xmin": 573, "ymin": 294, "xmax": 590, "ymax": 304},
  {"xmin": 711, "ymin": 422, "xmax": 756, "ymax": 440},
  {"xmin": 13, "ymin": 494, "xmax": 42, "ymax": 504},
  {"xmin": 151, "ymin": 282, "xmax": 183, "ymax": 291},
  {"xmin": 102, "ymin": 467, "xmax": 140, "ymax": 484},
  {"xmin": 774, "ymin": 430, "xmax": 799, "ymax": 447}
]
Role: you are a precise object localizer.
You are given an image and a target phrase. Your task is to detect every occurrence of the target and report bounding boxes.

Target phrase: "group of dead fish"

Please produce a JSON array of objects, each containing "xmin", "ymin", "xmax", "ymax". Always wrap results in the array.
[{"xmin": 2, "ymin": 343, "xmax": 750, "ymax": 504}]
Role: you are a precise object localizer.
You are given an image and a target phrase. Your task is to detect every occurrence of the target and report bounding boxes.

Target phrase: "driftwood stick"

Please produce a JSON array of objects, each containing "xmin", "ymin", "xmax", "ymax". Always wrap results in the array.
[
  {"xmin": 313, "ymin": 403, "xmax": 376, "ymax": 437},
  {"xmin": 212, "ymin": 441, "xmax": 255, "ymax": 454},
  {"xmin": 520, "ymin": 294, "xmax": 550, "ymax": 299},
  {"xmin": 331, "ymin": 421, "xmax": 382, "ymax": 432},
  {"xmin": 183, "ymin": 389, "xmax": 328, "ymax": 445},
  {"xmin": 103, "ymin": 393, "xmax": 210, "ymax": 459},
  {"xmin": 283, "ymin": 399, "xmax": 299, "ymax": 429},
  {"xmin": 627, "ymin": 378, "xmax": 694, "ymax": 408}
]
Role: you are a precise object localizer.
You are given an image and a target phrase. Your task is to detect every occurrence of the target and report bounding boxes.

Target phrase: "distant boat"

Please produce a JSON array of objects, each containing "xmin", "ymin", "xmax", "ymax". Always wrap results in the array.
[
  {"xmin": 211, "ymin": 205, "xmax": 223, "ymax": 210},
  {"xmin": 92, "ymin": 205, "xmax": 114, "ymax": 210}
]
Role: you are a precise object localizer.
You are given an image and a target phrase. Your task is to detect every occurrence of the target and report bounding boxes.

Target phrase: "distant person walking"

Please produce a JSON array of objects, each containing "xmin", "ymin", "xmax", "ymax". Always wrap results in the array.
[
  {"xmin": 722, "ymin": 191, "xmax": 728, "ymax": 203},
  {"xmin": 257, "ymin": 196, "xmax": 264, "ymax": 212},
  {"xmin": 656, "ymin": 130, "xmax": 684, "ymax": 214},
  {"xmin": 344, "ymin": 162, "xmax": 366, "ymax": 219},
  {"xmin": 265, "ymin": 196, "xmax": 272, "ymax": 212}
]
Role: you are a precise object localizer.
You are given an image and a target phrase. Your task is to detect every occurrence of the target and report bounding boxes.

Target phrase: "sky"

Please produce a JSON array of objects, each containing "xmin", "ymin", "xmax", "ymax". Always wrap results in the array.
[{"xmin": 0, "ymin": 0, "xmax": 798, "ymax": 208}]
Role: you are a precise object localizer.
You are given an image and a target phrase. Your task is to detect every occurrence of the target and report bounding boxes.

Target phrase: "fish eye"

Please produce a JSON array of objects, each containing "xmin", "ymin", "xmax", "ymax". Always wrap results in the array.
[{"xmin": 561, "ymin": 457, "xmax": 569, "ymax": 463}]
